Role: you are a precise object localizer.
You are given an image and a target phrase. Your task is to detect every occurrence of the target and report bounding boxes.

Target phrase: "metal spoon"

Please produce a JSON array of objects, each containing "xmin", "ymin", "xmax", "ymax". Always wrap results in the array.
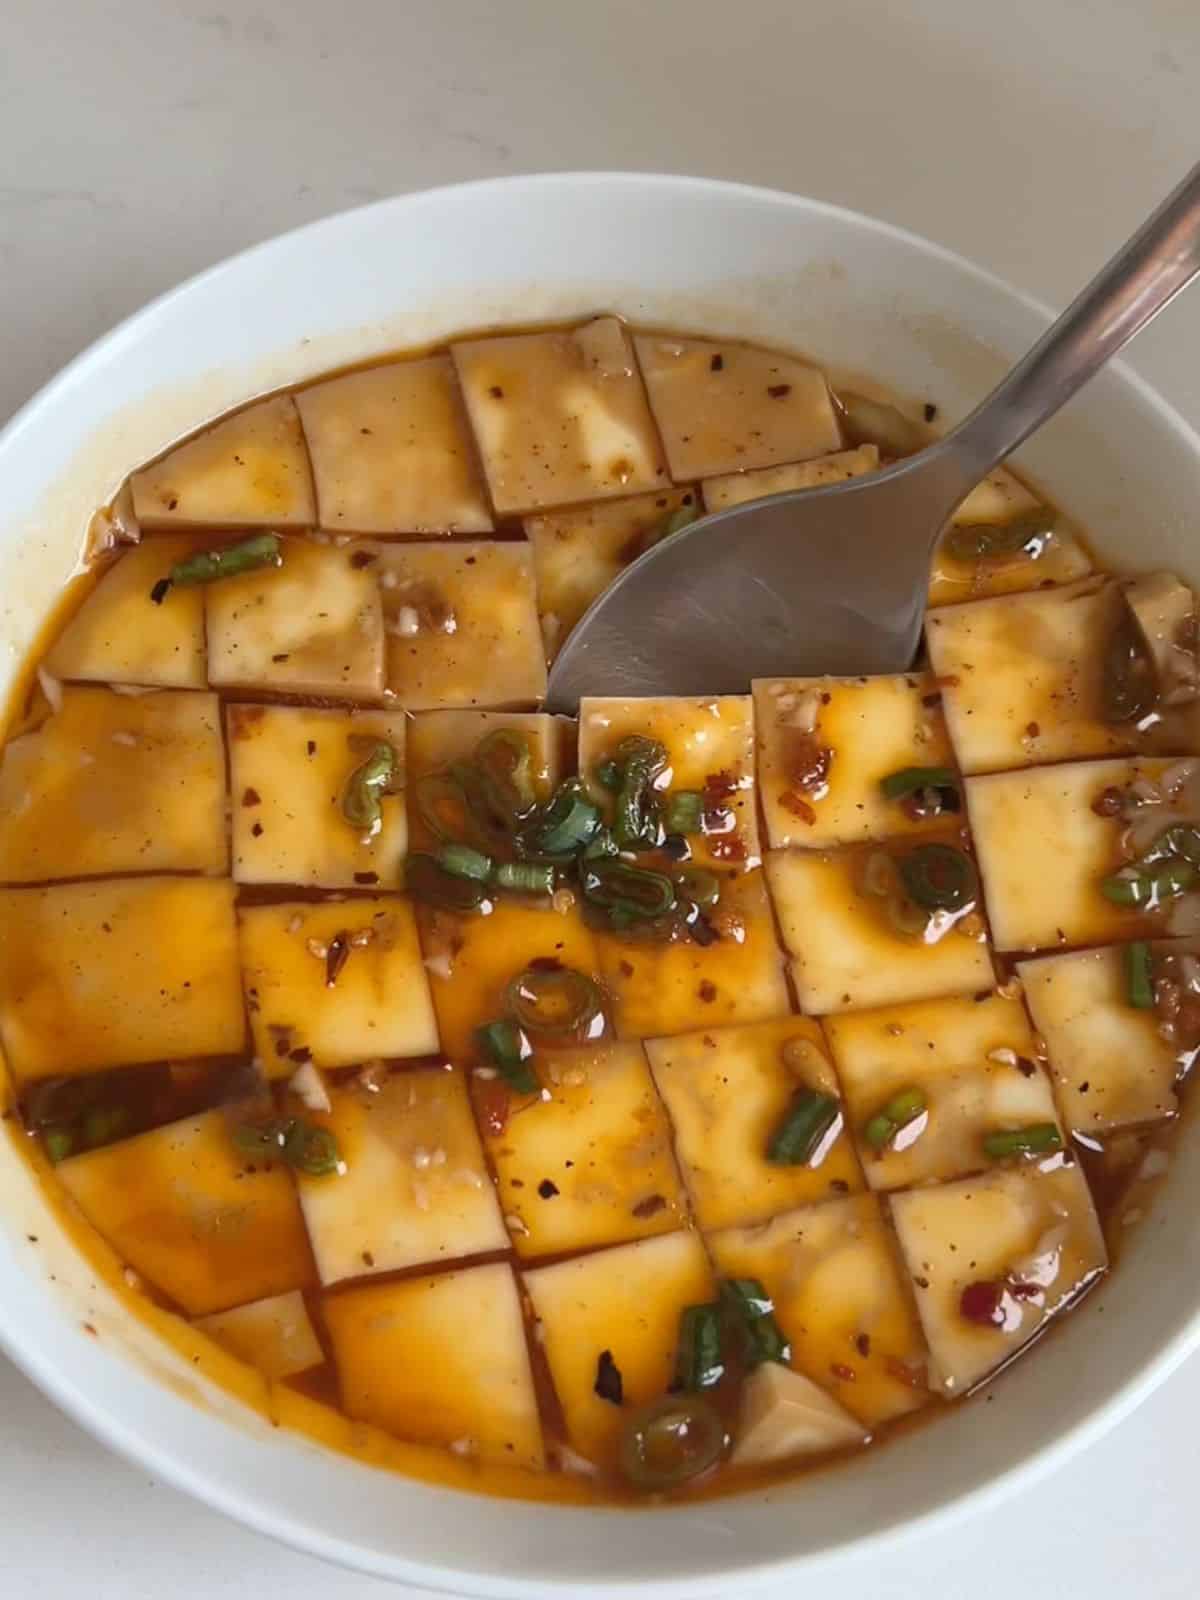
[{"xmin": 547, "ymin": 162, "xmax": 1200, "ymax": 710}]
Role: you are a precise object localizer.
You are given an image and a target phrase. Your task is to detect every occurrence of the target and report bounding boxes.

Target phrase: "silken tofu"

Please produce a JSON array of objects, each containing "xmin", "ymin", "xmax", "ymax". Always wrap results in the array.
[
  {"xmin": 702, "ymin": 445, "xmax": 879, "ymax": 513},
  {"xmin": 194, "ymin": 1289, "xmax": 324, "ymax": 1379},
  {"xmin": 406, "ymin": 710, "xmax": 569, "ymax": 852}
]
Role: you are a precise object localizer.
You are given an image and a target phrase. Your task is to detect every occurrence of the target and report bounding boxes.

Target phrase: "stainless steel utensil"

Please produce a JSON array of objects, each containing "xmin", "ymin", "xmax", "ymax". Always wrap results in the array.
[{"xmin": 546, "ymin": 162, "xmax": 1200, "ymax": 709}]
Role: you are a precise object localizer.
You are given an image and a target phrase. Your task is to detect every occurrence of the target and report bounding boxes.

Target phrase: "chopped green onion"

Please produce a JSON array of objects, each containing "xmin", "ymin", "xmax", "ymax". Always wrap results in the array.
[
  {"xmin": 673, "ymin": 866, "xmax": 720, "ymax": 909},
  {"xmin": 673, "ymin": 1303, "xmax": 726, "ymax": 1392},
  {"xmin": 582, "ymin": 858, "xmax": 677, "ymax": 923},
  {"xmin": 863, "ymin": 1086, "xmax": 927, "ymax": 1151},
  {"xmin": 44, "ymin": 1129, "xmax": 74, "ymax": 1164},
  {"xmin": 168, "ymin": 533, "xmax": 282, "ymax": 587},
  {"xmin": 474, "ymin": 729, "xmax": 536, "ymax": 824},
  {"xmin": 943, "ymin": 508, "xmax": 1054, "ymax": 564},
  {"xmin": 898, "ymin": 843, "xmax": 977, "ymax": 911},
  {"xmin": 522, "ymin": 778, "xmax": 602, "ymax": 858},
  {"xmin": 664, "ymin": 790, "xmax": 704, "ymax": 835},
  {"xmin": 879, "ymin": 766, "xmax": 959, "ymax": 801},
  {"xmin": 594, "ymin": 758, "xmax": 623, "ymax": 791},
  {"xmin": 617, "ymin": 1393, "xmax": 726, "ymax": 1491},
  {"xmin": 493, "ymin": 861, "xmax": 557, "ymax": 895},
  {"xmin": 719, "ymin": 1277, "xmax": 791, "ymax": 1368},
  {"xmin": 766, "ymin": 1090, "xmax": 842, "ymax": 1165},
  {"xmin": 1101, "ymin": 858, "xmax": 1199, "ymax": 907},
  {"xmin": 437, "ymin": 842, "xmax": 494, "ymax": 882},
  {"xmin": 233, "ymin": 1116, "xmax": 342, "ymax": 1177},
  {"xmin": 406, "ymin": 851, "xmax": 488, "ymax": 911},
  {"xmin": 1101, "ymin": 604, "xmax": 1157, "ymax": 724},
  {"xmin": 612, "ymin": 735, "xmax": 668, "ymax": 850},
  {"xmin": 1140, "ymin": 823, "xmax": 1200, "ymax": 867},
  {"xmin": 506, "ymin": 966, "xmax": 604, "ymax": 1038},
  {"xmin": 476, "ymin": 1018, "xmax": 538, "ymax": 1095},
  {"xmin": 1127, "ymin": 941, "xmax": 1155, "ymax": 1009},
  {"xmin": 340, "ymin": 742, "xmax": 399, "ymax": 833},
  {"xmin": 982, "ymin": 1122, "xmax": 1063, "ymax": 1160}
]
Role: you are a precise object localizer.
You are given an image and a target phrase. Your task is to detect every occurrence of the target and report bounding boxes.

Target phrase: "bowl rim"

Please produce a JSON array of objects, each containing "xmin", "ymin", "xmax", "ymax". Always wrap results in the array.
[{"xmin": 2, "ymin": 168, "xmax": 1199, "ymax": 1595}]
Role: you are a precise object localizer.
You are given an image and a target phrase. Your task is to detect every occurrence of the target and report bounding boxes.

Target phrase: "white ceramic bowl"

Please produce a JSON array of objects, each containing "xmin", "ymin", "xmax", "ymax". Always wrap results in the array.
[{"xmin": 2, "ymin": 173, "xmax": 1200, "ymax": 1596}]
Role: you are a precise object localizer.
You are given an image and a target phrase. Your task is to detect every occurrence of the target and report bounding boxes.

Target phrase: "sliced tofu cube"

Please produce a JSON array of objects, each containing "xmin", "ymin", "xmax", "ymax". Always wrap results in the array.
[
  {"xmin": 45, "ymin": 537, "xmax": 208, "ymax": 688},
  {"xmin": 324, "ymin": 1262, "xmax": 543, "ymax": 1469},
  {"xmin": 579, "ymin": 695, "xmax": 761, "ymax": 870},
  {"xmin": 374, "ymin": 541, "xmax": 546, "ymax": 710},
  {"xmin": 453, "ymin": 317, "xmax": 668, "ymax": 513},
  {"xmin": 238, "ymin": 897, "xmax": 438, "ymax": 1073},
  {"xmin": 0, "ymin": 687, "xmax": 227, "ymax": 882},
  {"xmin": 1019, "ymin": 944, "xmax": 1182, "ymax": 1133},
  {"xmin": 194, "ymin": 1289, "xmax": 323, "ymax": 1379},
  {"xmin": 645, "ymin": 1016, "xmax": 862, "ymax": 1229},
  {"xmin": 57, "ymin": 1110, "xmax": 314, "ymax": 1314},
  {"xmin": 753, "ymin": 673, "xmax": 955, "ymax": 850},
  {"xmin": 130, "ymin": 395, "xmax": 315, "ymax": 528},
  {"xmin": 596, "ymin": 869, "xmax": 791, "ymax": 1039},
  {"xmin": 702, "ymin": 445, "xmax": 879, "ymax": 513},
  {"xmin": 765, "ymin": 846, "xmax": 994, "ymax": 1014},
  {"xmin": 0, "ymin": 877, "xmax": 244, "ymax": 1080},
  {"xmin": 525, "ymin": 486, "xmax": 699, "ymax": 658},
  {"xmin": 206, "ymin": 535, "xmax": 384, "ymax": 699},
  {"xmin": 965, "ymin": 758, "xmax": 1176, "ymax": 952},
  {"xmin": 708, "ymin": 1194, "xmax": 928, "ymax": 1426},
  {"xmin": 889, "ymin": 1159, "xmax": 1107, "ymax": 1394},
  {"xmin": 482, "ymin": 1040, "xmax": 687, "ymax": 1259},
  {"xmin": 407, "ymin": 709, "xmax": 570, "ymax": 852},
  {"xmin": 522, "ymin": 1230, "xmax": 714, "ymax": 1468},
  {"xmin": 824, "ymin": 992, "xmax": 1059, "ymax": 1190},
  {"xmin": 929, "ymin": 471, "xmax": 1092, "ymax": 608},
  {"xmin": 296, "ymin": 1067, "xmax": 506, "ymax": 1283},
  {"xmin": 295, "ymin": 356, "xmax": 493, "ymax": 536},
  {"xmin": 730, "ymin": 1361, "xmax": 868, "ymax": 1465},
  {"xmin": 227, "ymin": 703, "xmax": 407, "ymax": 889},
  {"xmin": 634, "ymin": 335, "xmax": 841, "ymax": 480},
  {"xmin": 926, "ymin": 578, "xmax": 1176, "ymax": 774},
  {"xmin": 419, "ymin": 901, "xmax": 602, "ymax": 1064}
]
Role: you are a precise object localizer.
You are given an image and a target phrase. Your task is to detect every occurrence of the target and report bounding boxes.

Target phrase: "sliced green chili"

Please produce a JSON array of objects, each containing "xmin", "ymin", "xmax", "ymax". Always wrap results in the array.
[
  {"xmin": 522, "ymin": 778, "xmax": 602, "ymax": 859},
  {"xmin": 493, "ymin": 861, "xmax": 557, "ymax": 895},
  {"xmin": 582, "ymin": 858, "xmax": 677, "ymax": 923},
  {"xmin": 766, "ymin": 1090, "xmax": 842, "ymax": 1166},
  {"xmin": 474, "ymin": 729, "xmax": 536, "ymax": 824},
  {"xmin": 943, "ymin": 508, "xmax": 1054, "ymax": 564},
  {"xmin": 612, "ymin": 735, "xmax": 668, "ymax": 850},
  {"xmin": 1101, "ymin": 858, "xmax": 1199, "ymax": 907},
  {"xmin": 720, "ymin": 1277, "xmax": 791, "ymax": 1368},
  {"xmin": 673, "ymin": 1303, "xmax": 726, "ymax": 1392},
  {"xmin": 1126, "ymin": 941, "xmax": 1155, "ymax": 1009},
  {"xmin": 233, "ymin": 1116, "xmax": 341, "ymax": 1177},
  {"xmin": 505, "ymin": 966, "xmax": 603, "ymax": 1038},
  {"xmin": 617, "ymin": 1393, "xmax": 726, "ymax": 1491},
  {"xmin": 863, "ymin": 1086, "xmax": 927, "ymax": 1151},
  {"xmin": 168, "ymin": 533, "xmax": 282, "ymax": 587},
  {"xmin": 1101, "ymin": 605, "xmax": 1157, "ymax": 725},
  {"xmin": 664, "ymin": 790, "xmax": 704, "ymax": 835},
  {"xmin": 982, "ymin": 1123, "xmax": 1063, "ymax": 1160},
  {"xmin": 476, "ymin": 1018, "xmax": 538, "ymax": 1095},
  {"xmin": 406, "ymin": 851, "xmax": 488, "ymax": 911},
  {"xmin": 341, "ymin": 742, "xmax": 399, "ymax": 833},
  {"xmin": 898, "ymin": 843, "xmax": 977, "ymax": 912},
  {"xmin": 437, "ymin": 843, "xmax": 494, "ymax": 882},
  {"xmin": 879, "ymin": 766, "xmax": 959, "ymax": 801},
  {"xmin": 673, "ymin": 866, "xmax": 720, "ymax": 909}
]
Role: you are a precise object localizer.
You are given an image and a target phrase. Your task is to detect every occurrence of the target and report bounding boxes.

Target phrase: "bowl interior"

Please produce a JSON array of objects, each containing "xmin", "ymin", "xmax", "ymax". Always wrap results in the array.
[{"xmin": 1, "ymin": 173, "xmax": 1199, "ymax": 1595}]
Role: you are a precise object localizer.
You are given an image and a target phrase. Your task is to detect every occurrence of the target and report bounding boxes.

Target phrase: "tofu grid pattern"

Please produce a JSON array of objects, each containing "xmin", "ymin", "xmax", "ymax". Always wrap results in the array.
[{"xmin": 3, "ymin": 321, "xmax": 1171, "ymax": 1477}]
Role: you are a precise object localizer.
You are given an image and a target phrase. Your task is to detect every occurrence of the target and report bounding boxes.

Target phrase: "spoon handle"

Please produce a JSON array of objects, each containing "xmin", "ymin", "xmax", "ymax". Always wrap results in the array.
[{"xmin": 939, "ymin": 160, "xmax": 1200, "ymax": 490}]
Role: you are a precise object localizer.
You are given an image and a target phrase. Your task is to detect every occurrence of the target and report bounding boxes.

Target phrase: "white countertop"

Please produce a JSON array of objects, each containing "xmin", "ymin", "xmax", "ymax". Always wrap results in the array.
[{"xmin": 3, "ymin": 2, "xmax": 1198, "ymax": 1594}]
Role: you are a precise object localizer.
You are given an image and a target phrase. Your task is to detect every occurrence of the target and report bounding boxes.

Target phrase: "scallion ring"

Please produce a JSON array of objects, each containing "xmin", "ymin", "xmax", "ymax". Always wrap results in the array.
[
  {"xmin": 505, "ymin": 965, "xmax": 603, "ymax": 1038},
  {"xmin": 897, "ymin": 843, "xmax": 977, "ymax": 912},
  {"xmin": 340, "ymin": 742, "xmax": 399, "ymax": 833}
]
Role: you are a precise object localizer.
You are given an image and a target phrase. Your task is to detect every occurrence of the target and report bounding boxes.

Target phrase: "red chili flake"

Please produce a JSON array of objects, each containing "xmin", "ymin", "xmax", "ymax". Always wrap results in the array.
[
  {"xmin": 361, "ymin": 1250, "xmax": 375, "ymax": 1267},
  {"xmin": 1091, "ymin": 786, "xmax": 1124, "ymax": 818},
  {"xmin": 289, "ymin": 1046, "xmax": 313, "ymax": 1064},
  {"xmin": 241, "ymin": 787, "xmax": 262, "ymax": 807},
  {"xmin": 829, "ymin": 1178, "xmax": 850, "ymax": 1194},
  {"xmin": 149, "ymin": 578, "xmax": 172, "ymax": 605},
  {"xmin": 82, "ymin": 1322, "xmax": 98, "ymax": 1338},
  {"xmin": 709, "ymin": 834, "xmax": 747, "ymax": 862},
  {"xmin": 780, "ymin": 791, "xmax": 817, "ymax": 825},
  {"xmin": 710, "ymin": 353, "xmax": 724, "ymax": 372},
  {"xmin": 354, "ymin": 871, "xmax": 379, "ymax": 885},
  {"xmin": 632, "ymin": 1193, "xmax": 667, "ymax": 1219},
  {"xmin": 924, "ymin": 402, "xmax": 938, "ymax": 423},
  {"xmin": 489, "ymin": 385, "xmax": 504, "ymax": 399},
  {"xmin": 271, "ymin": 653, "xmax": 290, "ymax": 663},
  {"xmin": 1025, "ymin": 721, "xmax": 1040, "ymax": 737},
  {"xmin": 1015, "ymin": 1055, "xmax": 1038, "ymax": 1078},
  {"xmin": 854, "ymin": 1333, "xmax": 871, "ymax": 1358},
  {"xmin": 306, "ymin": 740, "xmax": 317, "ymax": 757},
  {"xmin": 1007, "ymin": 1279, "xmax": 1041, "ymax": 1301},
  {"xmin": 618, "ymin": 959, "xmax": 635, "ymax": 978},
  {"xmin": 785, "ymin": 734, "xmax": 833, "ymax": 796},
  {"xmin": 594, "ymin": 1349, "xmax": 624, "ymax": 1405},
  {"xmin": 767, "ymin": 383, "xmax": 792, "ymax": 399},
  {"xmin": 325, "ymin": 932, "xmax": 350, "ymax": 988},
  {"xmin": 704, "ymin": 769, "xmax": 739, "ymax": 802},
  {"xmin": 251, "ymin": 822, "xmax": 264, "ymax": 837},
  {"xmin": 960, "ymin": 1279, "xmax": 1006, "ymax": 1326},
  {"xmin": 476, "ymin": 1080, "xmax": 511, "ymax": 1137},
  {"xmin": 537, "ymin": 1179, "xmax": 560, "ymax": 1199},
  {"xmin": 884, "ymin": 1357, "xmax": 928, "ymax": 1390},
  {"xmin": 831, "ymin": 1362, "xmax": 856, "ymax": 1382},
  {"xmin": 921, "ymin": 691, "xmax": 943, "ymax": 709},
  {"xmin": 698, "ymin": 980, "xmax": 718, "ymax": 1003},
  {"xmin": 349, "ymin": 549, "xmax": 378, "ymax": 569}
]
